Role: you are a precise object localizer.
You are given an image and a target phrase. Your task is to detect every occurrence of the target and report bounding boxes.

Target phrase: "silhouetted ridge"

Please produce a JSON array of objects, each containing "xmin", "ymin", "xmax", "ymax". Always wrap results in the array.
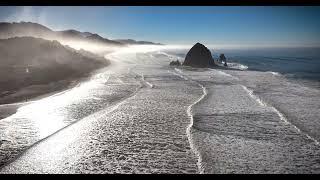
[
  {"xmin": 183, "ymin": 43, "xmax": 216, "ymax": 68},
  {"xmin": 114, "ymin": 39, "xmax": 163, "ymax": 45},
  {"xmin": 0, "ymin": 22, "xmax": 161, "ymax": 46}
]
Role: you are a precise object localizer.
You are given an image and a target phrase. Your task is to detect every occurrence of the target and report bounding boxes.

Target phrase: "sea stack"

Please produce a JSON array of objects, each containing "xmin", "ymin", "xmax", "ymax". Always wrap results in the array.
[{"xmin": 183, "ymin": 42, "xmax": 215, "ymax": 68}]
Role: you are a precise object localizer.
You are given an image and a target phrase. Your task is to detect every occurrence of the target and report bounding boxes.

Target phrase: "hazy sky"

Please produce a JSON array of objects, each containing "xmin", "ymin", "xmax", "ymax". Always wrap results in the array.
[{"xmin": 1, "ymin": 6, "xmax": 320, "ymax": 47}]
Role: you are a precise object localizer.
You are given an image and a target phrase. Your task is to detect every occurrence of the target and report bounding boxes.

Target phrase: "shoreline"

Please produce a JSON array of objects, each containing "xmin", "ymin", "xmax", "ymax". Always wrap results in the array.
[
  {"xmin": 0, "ymin": 68, "xmax": 103, "ymax": 120},
  {"xmin": 0, "ymin": 64, "xmax": 200, "ymax": 173},
  {"xmin": 0, "ymin": 80, "xmax": 78, "ymax": 120},
  {"xmin": 174, "ymin": 66, "xmax": 320, "ymax": 173}
]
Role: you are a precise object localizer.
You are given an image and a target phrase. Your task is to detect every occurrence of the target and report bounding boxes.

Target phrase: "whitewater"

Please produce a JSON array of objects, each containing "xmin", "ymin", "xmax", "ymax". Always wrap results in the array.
[{"xmin": 0, "ymin": 45, "xmax": 320, "ymax": 173}]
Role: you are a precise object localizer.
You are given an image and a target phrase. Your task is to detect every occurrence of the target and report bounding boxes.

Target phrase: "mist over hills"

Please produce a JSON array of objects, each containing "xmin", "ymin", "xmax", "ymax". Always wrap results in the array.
[
  {"xmin": 0, "ymin": 22, "xmax": 162, "ymax": 46},
  {"xmin": 0, "ymin": 36, "xmax": 109, "ymax": 103},
  {"xmin": 0, "ymin": 21, "xmax": 163, "ymax": 104},
  {"xmin": 114, "ymin": 39, "xmax": 163, "ymax": 45}
]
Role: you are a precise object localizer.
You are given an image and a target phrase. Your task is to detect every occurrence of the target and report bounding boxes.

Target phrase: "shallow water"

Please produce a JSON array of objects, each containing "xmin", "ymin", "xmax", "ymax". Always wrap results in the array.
[
  {"xmin": 0, "ymin": 46, "xmax": 320, "ymax": 173},
  {"xmin": 173, "ymin": 67, "xmax": 320, "ymax": 173},
  {"xmin": 167, "ymin": 47, "xmax": 320, "ymax": 88},
  {"xmin": 0, "ymin": 65, "xmax": 201, "ymax": 173},
  {"xmin": 0, "ymin": 63, "xmax": 141, "ymax": 167}
]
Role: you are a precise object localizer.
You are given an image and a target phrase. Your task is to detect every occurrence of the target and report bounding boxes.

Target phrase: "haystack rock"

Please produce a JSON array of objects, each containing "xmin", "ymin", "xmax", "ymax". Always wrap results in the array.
[{"xmin": 183, "ymin": 43, "xmax": 216, "ymax": 68}]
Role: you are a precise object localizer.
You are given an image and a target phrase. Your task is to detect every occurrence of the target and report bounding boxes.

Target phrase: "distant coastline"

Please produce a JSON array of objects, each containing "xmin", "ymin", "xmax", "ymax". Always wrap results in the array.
[{"xmin": 0, "ymin": 22, "xmax": 163, "ymax": 120}]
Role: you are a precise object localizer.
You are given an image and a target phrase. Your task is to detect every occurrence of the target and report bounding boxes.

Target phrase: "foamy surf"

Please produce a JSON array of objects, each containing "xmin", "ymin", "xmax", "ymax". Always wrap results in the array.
[
  {"xmin": 185, "ymin": 82, "xmax": 207, "ymax": 174},
  {"xmin": 227, "ymin": 62, "xmax": 248, "ymax": 70},
  {"xmin": 241, "ymin": 85, "xmax": 320, "ymax": 146},
  {"xmin": 170, "ymin": 68, "xmax": 208, "ymax": 174},
  {"xmin": 215, "ymin": 70, "xmax": 237, "ymax": 79},
  {"xmin": 267, "ymin": 71, "xmax": 281, "ymax": 76},
  {"xmin": 171, "ymin": 68, "xmax": 188, "ymax": 81}
]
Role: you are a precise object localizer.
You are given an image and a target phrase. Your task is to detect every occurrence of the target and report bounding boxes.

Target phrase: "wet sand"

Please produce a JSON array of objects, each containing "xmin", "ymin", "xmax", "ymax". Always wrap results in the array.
[
  {"xmin": 0, "ymin": 65, "xmax": 200, "ymax": 173},
  {"xmin": 1, "ymin": 49, "xmax": 320, "ymax": 173},
  {"xmin": 0, "ymin": 68, "xmax": 105, "ymax": 121},
  {"xmin": 174, "ymin": 67, "xmax": 320, "ymax": 173}
]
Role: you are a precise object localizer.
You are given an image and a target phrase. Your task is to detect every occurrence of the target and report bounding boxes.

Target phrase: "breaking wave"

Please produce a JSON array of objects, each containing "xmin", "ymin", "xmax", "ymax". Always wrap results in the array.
[{"xmin": 225, "ymin": 62, "xmax": 248, "ymax": 70}]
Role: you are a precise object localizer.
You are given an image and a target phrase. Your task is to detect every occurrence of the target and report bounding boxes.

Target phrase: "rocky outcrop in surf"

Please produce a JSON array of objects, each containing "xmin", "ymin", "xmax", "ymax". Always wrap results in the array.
[
  {"xmin": 183, "ymin": 43, "xmax": 216, "ymax": 68},
  {"xmin": 169, "ymin": 60, "xmax": 181, "ymax": 66},
  {"xmin": 219, "ymin": 54, "xmax": 228, "ymax": 66}
]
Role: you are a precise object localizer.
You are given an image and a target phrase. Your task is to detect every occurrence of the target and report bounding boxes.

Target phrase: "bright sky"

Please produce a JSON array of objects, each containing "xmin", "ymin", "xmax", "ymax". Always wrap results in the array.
[{"xmin": 1, "ymin": 6, "xmax": 320, "ymax": 47}]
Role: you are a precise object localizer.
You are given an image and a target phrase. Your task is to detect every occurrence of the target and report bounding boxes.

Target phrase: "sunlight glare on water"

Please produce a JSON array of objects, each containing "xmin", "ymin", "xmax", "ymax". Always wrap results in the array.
[{"xmin": 5, "ymin": 72, "xmax": 109, "ymax": 139}]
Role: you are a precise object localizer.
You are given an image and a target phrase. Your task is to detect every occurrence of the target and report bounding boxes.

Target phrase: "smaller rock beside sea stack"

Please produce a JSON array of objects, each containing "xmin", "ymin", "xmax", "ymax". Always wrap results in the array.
[
  {"xmin": 219, "ymin": 54, "xmax": 226, "ymax": 63},
  {"xmin": 182, "ymin": 43, "xmax": 216, "ymax": 68},
  {"xmin": 169, "ymin": 60, "xmax": 181, "ymax": 66},
  {"xmin": 219, "ymin": 53, "xmax": 228, "ymax": 66}
]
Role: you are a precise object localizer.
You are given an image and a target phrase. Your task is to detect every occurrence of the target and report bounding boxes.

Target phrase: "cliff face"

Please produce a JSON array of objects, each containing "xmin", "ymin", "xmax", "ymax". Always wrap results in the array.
[{"xmin": 183, "ymin": 43, "xmax": 215, "ymax": 68}]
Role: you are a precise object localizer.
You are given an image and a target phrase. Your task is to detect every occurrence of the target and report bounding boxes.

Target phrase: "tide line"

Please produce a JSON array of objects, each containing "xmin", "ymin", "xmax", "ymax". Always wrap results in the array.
[
  {"xmin": 241, "ymin": 85, "xmax": 319, "ymax": 146},
  {"xmin": 170, "ymin": 68, "xmax": 207, "ymax": 174}
]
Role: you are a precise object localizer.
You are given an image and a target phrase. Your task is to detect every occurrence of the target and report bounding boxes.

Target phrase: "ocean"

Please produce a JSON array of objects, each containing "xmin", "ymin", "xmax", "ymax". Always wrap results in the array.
[{"xmin": 167, "ymin": 47, "xmax": 320, "ymax": 89}]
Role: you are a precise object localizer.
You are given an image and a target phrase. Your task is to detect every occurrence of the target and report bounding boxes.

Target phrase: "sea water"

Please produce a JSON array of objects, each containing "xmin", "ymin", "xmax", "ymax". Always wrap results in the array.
[
  {"xmin": 166, "ymin": 47, "xmax": 320, "ymax": 88},
  {"xmin": 1, "ymin": 46, "xmax": 320, "ymax": 173},
  {"xmin": 164, "ymin": 46, "xmax": 320, "ymax": 173}
]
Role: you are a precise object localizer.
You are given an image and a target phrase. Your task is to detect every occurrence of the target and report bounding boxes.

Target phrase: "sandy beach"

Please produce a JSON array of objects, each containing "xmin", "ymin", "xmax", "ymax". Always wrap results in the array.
[
  {"xmin": 0, "ymin": 67, "xmax": 108, "ymax": 121},
  {"xmin": 0, "ymin": 48, "xmax": 319, "ymax": 173}
]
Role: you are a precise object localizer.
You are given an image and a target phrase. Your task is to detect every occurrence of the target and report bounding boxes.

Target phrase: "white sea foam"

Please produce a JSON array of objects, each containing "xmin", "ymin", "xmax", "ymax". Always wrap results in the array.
[
  {"xmin": 170, "ymin": 68, "xmax": 207, "ymax": 174},
  {"xmin": 241, "ymin": 85, "xmax": 267, "ymax": 107},
  {"xmin": 215, "ymin": 70, "xmax": 234, "ymax": 78},
  {"xmin": 139, "ymin": 73, "xmax": 154, "ymax": 88},
  {"xmin": 186, "ymin": 82, "xmax": 207, "ymax": 174},
  {"xmin": 174, "ymin": 68, "xmax": 184, "ymax": 75},
  {"xmin": 267, "ymin": 71, "xmax": 281, "ymax": 76},
  {"xmin": 241, "ymin": 85, "xmax": 320, "ymax": 146},
  {"xmin": 208, "ymin": 69, "xmax": 239, "ymax": 80},
  {"xmin": 171, "ymin": 68, "xmax": 188, "ymax": 81},
  {"xmin": 227, "ymin": 62, "xmax": 248, "ymax": 70}
]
